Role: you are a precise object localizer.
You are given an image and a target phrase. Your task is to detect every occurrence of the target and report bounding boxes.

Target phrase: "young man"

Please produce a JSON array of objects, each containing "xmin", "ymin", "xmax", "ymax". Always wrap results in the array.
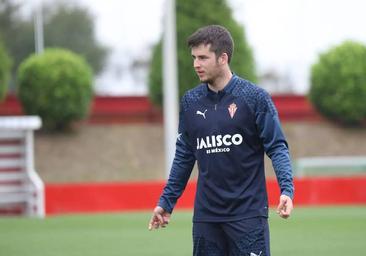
[{"xmin": 148, "ymin": 25, "xmax": 294, "ymax": 256}]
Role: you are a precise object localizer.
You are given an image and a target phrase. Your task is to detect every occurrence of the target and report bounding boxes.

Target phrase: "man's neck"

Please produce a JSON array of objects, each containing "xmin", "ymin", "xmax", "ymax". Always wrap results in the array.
[{"xmin": 208, "ymin": 69, "xmax": 233, "ymax": 92}]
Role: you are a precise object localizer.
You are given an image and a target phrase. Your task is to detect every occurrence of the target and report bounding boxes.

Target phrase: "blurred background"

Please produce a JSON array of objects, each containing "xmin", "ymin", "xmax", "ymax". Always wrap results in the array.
[
  {"xmin": 0, "ymin": 0, "xmax": 365, "ymax": 255},
  {"xmin": 4, "ymin": 0, "xmax": 366, "ymax": 96}
]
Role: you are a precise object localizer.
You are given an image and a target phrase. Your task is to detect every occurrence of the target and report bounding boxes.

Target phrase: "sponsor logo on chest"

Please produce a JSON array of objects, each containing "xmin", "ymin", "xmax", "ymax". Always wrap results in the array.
[{"xmin": 196, "ymin": 134, "xmax": 243, "ymax": 154}]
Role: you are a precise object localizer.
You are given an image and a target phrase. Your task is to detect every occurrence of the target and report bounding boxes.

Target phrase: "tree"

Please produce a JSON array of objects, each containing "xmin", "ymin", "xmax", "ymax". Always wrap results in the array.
[
  {"xmin": 17, "ymin": 48, "xmax": 93, "ymax": 130},
  {"xmin": 0, "ymin": 40, "xmax": 11, "ymax": 100},
  {"xmin": 0, "ymin": 0, "xmax": 34, "ymax": 87},
  {"xmin": 310, "ymin": 40, "xmax": 366, "ymax": 125},
  {"xmin": 0, "ymin": 0, "xmax": 108, "ymax": 89},
  {"xmin": 148, "ymin": 0, "xmax": 256, "ymax": 105},
  {"xmin": 43, "ymin": 2, "xmax": 109, "ymax": 75}
]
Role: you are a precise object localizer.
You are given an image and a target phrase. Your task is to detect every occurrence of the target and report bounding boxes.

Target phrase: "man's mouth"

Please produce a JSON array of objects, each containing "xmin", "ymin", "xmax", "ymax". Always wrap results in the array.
[{"xmin": 196, "ymin": 70, "xmax": 205, "ymax": 77}]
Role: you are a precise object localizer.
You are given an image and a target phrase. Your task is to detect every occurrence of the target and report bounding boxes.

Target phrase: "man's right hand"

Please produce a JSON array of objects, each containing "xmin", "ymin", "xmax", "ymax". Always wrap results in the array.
[{"xmin": 148, "ymin": 206, "xmax": 171, "ymax": 230}]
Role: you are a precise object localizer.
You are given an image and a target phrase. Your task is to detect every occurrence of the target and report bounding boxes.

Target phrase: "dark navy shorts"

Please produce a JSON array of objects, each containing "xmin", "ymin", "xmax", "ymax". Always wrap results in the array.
[{"xmin": 193, "ymin": 217, "xmax": 270, "ymax": 256}]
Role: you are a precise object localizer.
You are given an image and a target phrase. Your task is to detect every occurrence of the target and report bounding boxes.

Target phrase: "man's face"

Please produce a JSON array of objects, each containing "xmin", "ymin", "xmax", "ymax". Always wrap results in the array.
[{"xmin": 191, "ymin": 44, "xmax": 223, "ymax": 84}]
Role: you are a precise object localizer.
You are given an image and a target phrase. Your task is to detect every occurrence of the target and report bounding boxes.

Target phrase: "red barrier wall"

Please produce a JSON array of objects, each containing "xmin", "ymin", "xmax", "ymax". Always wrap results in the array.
[
  {"xmin": 0, "ymin": 94, "xmax": 320, "ymax": 123},
  {"xmin": 45, "ymin": 176, "xmax": 366, "ymax": 215},
  {"xmin": 0, "ymin": 95, "xmax": 162, "ymax": 123}
]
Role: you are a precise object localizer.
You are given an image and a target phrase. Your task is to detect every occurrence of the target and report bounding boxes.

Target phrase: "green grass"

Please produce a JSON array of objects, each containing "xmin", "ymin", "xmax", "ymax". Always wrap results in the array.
[{"xmin": 0, "ymin": 206, "xmax": 365, "ymax": 255}]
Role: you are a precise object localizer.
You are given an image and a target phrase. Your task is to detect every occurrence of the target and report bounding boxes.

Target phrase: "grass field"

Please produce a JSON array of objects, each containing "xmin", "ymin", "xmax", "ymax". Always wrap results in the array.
[{"xmin": 1, "ymin": 206, "xmax": 365, "ymax": 256}]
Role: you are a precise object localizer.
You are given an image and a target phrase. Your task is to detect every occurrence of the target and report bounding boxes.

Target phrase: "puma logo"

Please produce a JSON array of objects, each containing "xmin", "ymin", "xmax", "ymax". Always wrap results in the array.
[
  {"xmin": 196, "ymin": 109, "xmax": 207, "ymax": 119},
  {"xmin": 250, "ymin": 252, "xmax": 262, "ymax": 256},
  {"xmin": 177, "ymin": 133, "xmax": 182, "ymax": 141}
]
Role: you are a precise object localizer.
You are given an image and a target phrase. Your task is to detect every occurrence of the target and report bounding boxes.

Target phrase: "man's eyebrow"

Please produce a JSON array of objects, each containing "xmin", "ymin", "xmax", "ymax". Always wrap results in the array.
[{"xmin": 192, "ymin": 54, "xmax": 208, "ymax": 58}]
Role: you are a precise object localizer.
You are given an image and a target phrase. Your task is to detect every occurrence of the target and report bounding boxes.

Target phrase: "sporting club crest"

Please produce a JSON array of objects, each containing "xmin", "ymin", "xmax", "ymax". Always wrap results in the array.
[{"xmin": 228, "ymin": 103, "xmax": 237, "ymax": 119}]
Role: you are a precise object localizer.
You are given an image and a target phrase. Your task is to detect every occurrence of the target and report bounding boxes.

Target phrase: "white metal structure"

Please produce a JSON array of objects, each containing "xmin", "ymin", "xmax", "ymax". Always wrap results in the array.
[
  {"xmin": 0, "ymin": 116, "xmax": 44, "ymax": 217},
  {"xmin": 294, "ymin": 156, "xmax": 366, "ymax": 177},
  {"xmin": 163, "ymin": 0, "xmax": 179, "ymax": 178},
  {"xmin": 34, "ymin": 0, "xmax": 44, "ymax": 54}
]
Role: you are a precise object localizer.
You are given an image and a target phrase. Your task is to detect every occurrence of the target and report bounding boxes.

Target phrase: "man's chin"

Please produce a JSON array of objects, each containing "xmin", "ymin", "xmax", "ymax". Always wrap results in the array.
[{"xmin": 199, "ymin": 77, "xmax": 211, "ymax": 83}]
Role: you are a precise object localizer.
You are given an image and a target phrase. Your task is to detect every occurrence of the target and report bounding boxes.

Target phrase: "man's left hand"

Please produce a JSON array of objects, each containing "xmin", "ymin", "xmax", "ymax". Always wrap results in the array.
[{"xmin": 276, "ymin": 195, "xmax": 293, "ymax": 219}]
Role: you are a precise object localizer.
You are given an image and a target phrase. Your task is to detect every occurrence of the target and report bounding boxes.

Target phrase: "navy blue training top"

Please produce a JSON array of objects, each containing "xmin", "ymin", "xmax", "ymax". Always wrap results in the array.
[{"xmin": 158, "ymin": 75, "xmax": 294, "ymax": 222}]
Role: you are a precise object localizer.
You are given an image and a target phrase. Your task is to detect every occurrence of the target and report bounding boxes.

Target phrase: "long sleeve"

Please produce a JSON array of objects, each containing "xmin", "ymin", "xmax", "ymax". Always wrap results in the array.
[
  {"xmin": 255, "ymin": 92, "xmax": 294, "ymax": 199},
  {"xmin": 158, "ymin": 97, "xmax": 196, "ymax": 213}
]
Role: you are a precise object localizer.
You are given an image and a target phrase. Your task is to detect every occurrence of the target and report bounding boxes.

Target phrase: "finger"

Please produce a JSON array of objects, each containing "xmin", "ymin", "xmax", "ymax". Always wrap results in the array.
[
  {"xmin": 280, "ymin": 204, "xmax": 293, "ymax": 219},
  {"xmin": 160, "ymin": 214, "xmax": 171, "ymax": 228},
  {"xmin": 284, "ymin": 203, "xmax": 293, "ymax": 216},
  {"xmin": 148, "ymin": 216, "xmax": 155, "ymax": 230},
  {"xmin": 154, "ymin": 212, "xmax": 164, "ymax": 225},
  {"xmin": 154, "ymin": 221, "xmax": 160, "ymax": 229},
  {"xmin": 149, "ymin": 220, "xmax": 160, "ymax": 230},
  {"xmin": 280, "ymin": 209, "xmax": 289, "ymax": 218},
  {"xmin": 280, "ymin": 211, "xmax": 290, "ymax": 219},
  {"xmin": 149, "ymin": 214, "xmax": 162, "ymax": 230},
  {"xmin": 163, "ymin": 215, "xmax": 170, "ymax": 225},
  {"xmin": 277, "ymin": 200, "xmax": 285, "ymax": 213}
]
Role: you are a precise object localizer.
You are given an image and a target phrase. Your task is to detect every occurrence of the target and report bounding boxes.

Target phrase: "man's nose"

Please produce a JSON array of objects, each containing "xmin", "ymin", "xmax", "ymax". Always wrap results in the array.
[{"xmin": 193, "ymin": 59, "xmax": 200, "ymax": 68}]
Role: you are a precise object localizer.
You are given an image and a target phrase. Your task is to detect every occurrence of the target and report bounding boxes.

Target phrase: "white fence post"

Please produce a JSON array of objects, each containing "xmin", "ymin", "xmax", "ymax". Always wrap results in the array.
[{"xmin": 0, "ymin": 116, "xmax": 44, "ymax": 218}]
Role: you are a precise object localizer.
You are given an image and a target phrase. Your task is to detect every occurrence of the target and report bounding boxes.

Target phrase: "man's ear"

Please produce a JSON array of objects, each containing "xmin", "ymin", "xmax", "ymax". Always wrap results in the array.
[{"xmin": 218, "ymin": 53, "xmax": 229, "ymax": 65}]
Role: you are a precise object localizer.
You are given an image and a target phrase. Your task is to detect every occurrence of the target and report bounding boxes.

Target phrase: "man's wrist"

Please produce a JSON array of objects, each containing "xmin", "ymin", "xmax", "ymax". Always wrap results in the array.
[
  {"xmin": 158, "ymin": 199, "xmax": 173, "ymax": 213},
  {"xmin": 281, "ymin": 191, "xmax": 293, "ymax": 200}
]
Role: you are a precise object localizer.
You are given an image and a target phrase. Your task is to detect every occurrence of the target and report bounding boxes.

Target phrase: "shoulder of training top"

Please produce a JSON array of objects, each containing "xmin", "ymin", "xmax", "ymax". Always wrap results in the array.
[
  {"xmin": 231, "ymin": 77, "xmax": 278, "ymax": 116},
  {"xmin": 180, "ymin": 84, "xmax": 207, "ymax": 112}
]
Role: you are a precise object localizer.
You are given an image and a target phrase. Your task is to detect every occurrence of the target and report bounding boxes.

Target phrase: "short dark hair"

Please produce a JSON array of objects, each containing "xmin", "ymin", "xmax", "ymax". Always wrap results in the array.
[{"xmin": 187, "ymin": 25, "xmax": 234, "ymax": 63}]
